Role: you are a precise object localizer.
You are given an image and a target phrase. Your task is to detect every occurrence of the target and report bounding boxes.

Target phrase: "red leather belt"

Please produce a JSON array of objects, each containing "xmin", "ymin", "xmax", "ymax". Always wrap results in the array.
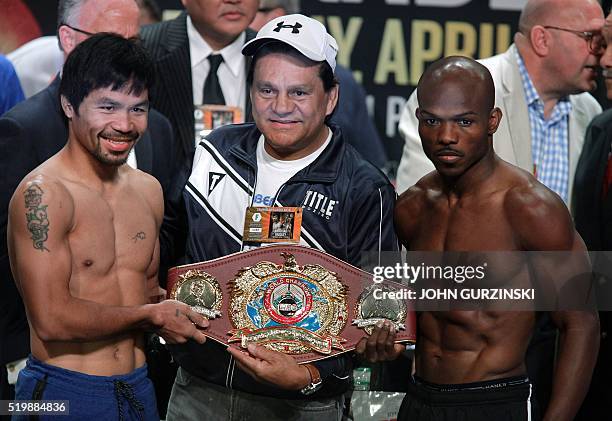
[{"xmin": 167, "ymin": 245, "xmax": 416, "ymax": 363}]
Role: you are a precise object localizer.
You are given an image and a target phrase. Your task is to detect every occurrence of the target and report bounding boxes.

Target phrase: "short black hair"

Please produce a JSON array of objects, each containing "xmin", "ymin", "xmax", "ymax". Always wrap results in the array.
[
  {"xmin": 247, "ymin": 41, "xmax": 338, "ymax": 93},
  {"xmin": 60, "ymin": 33, "xmax": 155, "ymax": 114}
]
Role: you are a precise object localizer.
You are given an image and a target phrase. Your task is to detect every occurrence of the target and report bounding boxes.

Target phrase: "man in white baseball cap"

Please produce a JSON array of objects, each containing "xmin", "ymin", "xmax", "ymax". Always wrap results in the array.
[
  {"xmin": 164, "ymin": 12, "xmax": 398, "ymax": 421},
  {"xmin": 242, "ymin": 13, "xmax": 338, "ymax": 71}
]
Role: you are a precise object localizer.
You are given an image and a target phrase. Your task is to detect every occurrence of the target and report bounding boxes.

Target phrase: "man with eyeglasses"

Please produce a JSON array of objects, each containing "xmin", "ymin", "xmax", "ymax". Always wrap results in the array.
[
  {"xmin": 0, "ymin": 0, "xmax": 176, "ymax": 403},
  {"xmin": 573, "ymin": 9, "xmax": 612, "ymax": 420},
  {"xmin": 395, "ymin": 0, "xmax": 604, "ymax": 206},
  {"xmin": 392, "ymin": 0, "xmax": 604, "ymax": 415}
]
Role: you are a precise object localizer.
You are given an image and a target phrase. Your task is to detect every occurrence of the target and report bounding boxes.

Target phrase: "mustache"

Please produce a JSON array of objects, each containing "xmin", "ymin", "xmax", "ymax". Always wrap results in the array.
[
  {"xmin": 436, "ymin": 147, "xmax": 463, "ymax": 156},
  {"xmin": 220, "ymin": 6, "xmax": 244, "ymax": 15},
  {"xmin": 100, "ymin": 131, "xmax": 139, "ymax": 141}
]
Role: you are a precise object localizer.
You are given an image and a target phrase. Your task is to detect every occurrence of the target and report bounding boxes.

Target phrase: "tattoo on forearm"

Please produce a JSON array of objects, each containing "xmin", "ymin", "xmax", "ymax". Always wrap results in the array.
[
  {"xmin": 132, "ymin": 231, "xmax": 146, "ymax": 242},
  {"xmin": 24, "ymin": 185, "xmax": 50, "ymax": 252},
  {"xmin": 176, "ymin": 309, "xmax": 180, "ymax": 317}
]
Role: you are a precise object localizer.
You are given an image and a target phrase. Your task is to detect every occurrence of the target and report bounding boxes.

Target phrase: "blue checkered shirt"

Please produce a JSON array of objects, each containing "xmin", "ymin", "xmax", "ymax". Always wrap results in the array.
[{"xmin": 515, "ymin": 49, "xmax": 571, "ymax": 203}]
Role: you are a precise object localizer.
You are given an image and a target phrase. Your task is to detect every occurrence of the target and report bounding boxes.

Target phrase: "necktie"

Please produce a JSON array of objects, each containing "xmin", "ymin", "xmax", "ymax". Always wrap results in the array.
[{"xmin": 203, "ymin": 54, "xmax": 226, "ymax": 105}]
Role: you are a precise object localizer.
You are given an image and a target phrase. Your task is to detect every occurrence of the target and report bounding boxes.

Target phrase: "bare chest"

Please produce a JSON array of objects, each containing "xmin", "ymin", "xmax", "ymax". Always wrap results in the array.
[
  {"xmin": 67, "ymin": 187, "xmax": 157, "ymax": 276},
  {"xmin": 410, "ymin": 199, "xmax": 518, "ymax": 252},
  {"xmin": 408, "ymin": 197, "xmax": 530, "ymax": 290}
]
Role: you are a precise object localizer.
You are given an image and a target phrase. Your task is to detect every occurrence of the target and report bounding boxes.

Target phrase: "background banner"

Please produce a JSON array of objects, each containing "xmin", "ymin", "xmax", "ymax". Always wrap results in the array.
[{"xmin": 8, "ymin": 0, "xmax": 612, "ymax": 169}]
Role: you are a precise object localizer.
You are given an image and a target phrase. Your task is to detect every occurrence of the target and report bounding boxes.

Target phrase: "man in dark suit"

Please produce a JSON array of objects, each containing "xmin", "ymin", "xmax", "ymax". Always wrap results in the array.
[
  {"xmin": 573, "ymin": 11, "xmax": 612, "ymax": 420},
  {"xmin": 0, "ymin": 0, "xmax": 175, "ymax": 401},
  {"xmin": 140, "ymin": 0, "xmax": 259, "ymax": 171}
]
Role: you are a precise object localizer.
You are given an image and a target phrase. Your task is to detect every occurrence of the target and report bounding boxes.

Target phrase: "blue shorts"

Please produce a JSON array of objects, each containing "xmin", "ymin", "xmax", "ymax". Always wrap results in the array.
[{"xmin": 13, "ymin": 356, "xmax": 159, "ymax": 421}]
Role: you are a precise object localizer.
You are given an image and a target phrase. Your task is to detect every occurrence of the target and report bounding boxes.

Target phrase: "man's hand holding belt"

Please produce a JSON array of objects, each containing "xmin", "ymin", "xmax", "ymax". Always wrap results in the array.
[
  {"xmin": 227, "ymin": 344, "xmax": 320, "ymax": 392},
  {"xmin": 355, "ymin": 320, "xmax": 406, "ymax": 363}
]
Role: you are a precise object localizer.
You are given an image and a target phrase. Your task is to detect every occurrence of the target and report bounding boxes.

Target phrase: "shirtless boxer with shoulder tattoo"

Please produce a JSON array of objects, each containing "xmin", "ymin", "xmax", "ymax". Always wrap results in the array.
[{"xmin": 7, "ymin": 34, "xmax": 208, "ymax": 421}]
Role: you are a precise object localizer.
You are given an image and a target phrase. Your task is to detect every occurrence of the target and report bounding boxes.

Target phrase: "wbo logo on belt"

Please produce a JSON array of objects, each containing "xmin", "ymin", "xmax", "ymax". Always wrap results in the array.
[
  {"xmin": 167, "ymin": 245, "xmax": 416, "ymax": 363},
  {"xmin": 228, "ymin": 253, "xmax": 348, "ymax": 355}
]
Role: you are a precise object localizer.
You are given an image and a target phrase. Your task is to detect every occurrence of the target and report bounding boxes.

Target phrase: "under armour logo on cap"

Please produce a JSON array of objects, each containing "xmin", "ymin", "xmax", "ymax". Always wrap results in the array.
[
  {"xmin": 273, "ymin": 21, "xmax": 303, "ymax": 34},
  {"xmin": 242, "ymin": 13, "xmax": 338, "ymax": 72}
]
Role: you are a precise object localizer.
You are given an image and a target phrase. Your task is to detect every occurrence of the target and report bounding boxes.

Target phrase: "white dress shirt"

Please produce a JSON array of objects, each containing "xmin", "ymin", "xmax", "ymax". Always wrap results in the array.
[{"xmin": 186, "ymin": 16, "xmax": 247, "ymax": 113}]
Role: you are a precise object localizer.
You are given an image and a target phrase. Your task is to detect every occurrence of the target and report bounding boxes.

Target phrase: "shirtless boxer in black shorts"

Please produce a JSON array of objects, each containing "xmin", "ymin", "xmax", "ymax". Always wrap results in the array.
[{"xmin": 360, "ymin": 56, "xmax": 599, "ymax": 421}]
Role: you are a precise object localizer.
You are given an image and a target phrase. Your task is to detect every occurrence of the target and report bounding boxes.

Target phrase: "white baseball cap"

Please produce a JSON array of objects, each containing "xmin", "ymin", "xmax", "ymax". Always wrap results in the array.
[{"xmin": 242, "ymin": 14, "xmax": 338, "ymax": 72}]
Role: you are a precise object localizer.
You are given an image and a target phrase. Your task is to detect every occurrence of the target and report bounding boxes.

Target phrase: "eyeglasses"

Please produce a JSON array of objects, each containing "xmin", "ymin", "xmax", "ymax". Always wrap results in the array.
[
  {"xmin": 543, "ymin": 25, "xmax": 605, "ymax": 54},
  {"xmin": 60, "ymin": 22, "xmax": 94, "ymax": 36}
]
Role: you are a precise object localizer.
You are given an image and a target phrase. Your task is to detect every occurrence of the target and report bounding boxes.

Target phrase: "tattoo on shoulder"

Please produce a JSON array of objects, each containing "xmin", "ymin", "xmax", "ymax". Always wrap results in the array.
[
  {"xmin": 24, "ymin": 184, "xmax": 50, "ymax": 252},
  {"xmin": 132, "ymin": 231, "xmax": 146, "ymax": 242}
]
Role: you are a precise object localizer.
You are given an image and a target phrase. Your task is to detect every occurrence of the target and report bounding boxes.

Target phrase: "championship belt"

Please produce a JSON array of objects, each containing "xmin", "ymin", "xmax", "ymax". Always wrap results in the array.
[{"xmin": 167, "ymin": 245, "xmax": 416, "ymax": 363}]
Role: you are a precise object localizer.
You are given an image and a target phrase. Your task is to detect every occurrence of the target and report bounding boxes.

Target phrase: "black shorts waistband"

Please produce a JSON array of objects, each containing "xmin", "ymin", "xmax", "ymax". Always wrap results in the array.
[
  {"xmin": 407, "ymin": 375, "xmax": 533, "ymax": 406},
  {"xmin": 413, "ymin": 375, "xmax": 530, "ymax": 393}
]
